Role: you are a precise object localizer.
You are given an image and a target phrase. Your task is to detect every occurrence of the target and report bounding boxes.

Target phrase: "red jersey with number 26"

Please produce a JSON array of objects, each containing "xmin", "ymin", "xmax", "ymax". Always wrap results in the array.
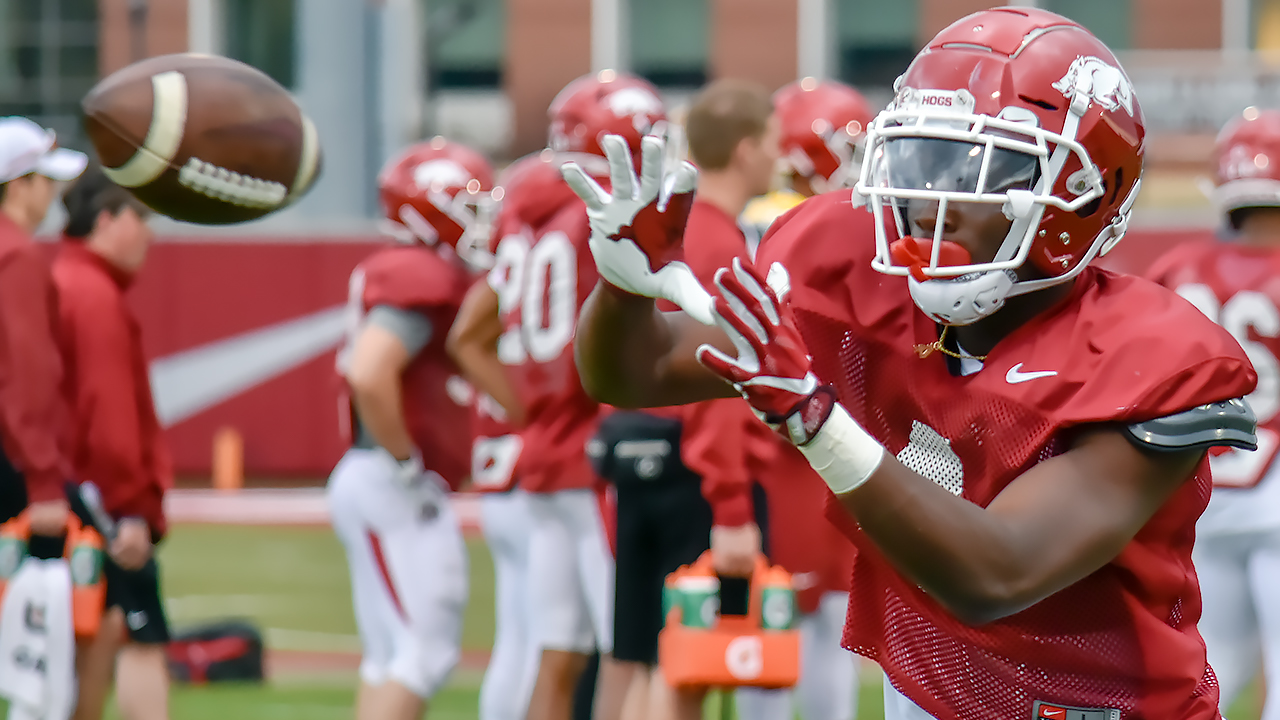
[
  {"xmin": 492, "ymin": 196, "xmax": 601, "ymax": 493},
  {"xmin": 1146, "ymin": 240, "xmax": 1280, "ymax": 490},
  {"xmin": 756, "ymin": 191, "xmax": 1255, "ymax": 720}
]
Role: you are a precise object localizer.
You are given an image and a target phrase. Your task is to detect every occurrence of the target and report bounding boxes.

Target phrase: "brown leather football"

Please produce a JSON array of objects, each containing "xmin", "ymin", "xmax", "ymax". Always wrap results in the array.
[{"xmin": 81, "ymin": 53, "xmax": 322, "ymax": 225}]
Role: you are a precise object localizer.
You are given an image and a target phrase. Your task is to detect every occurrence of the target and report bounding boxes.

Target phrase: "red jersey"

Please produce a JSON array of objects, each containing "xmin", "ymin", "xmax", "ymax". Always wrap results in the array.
[
  {"xmin": 757, "ymin": 191, "xmax": 1256, "ymax": 720},
  {"xmin": 492, "ymin": 197, "xmax": 602, "ymax": 493},
  {"xmin": 1146, "ymin": 240, "xmax": 1280, "ymax": 490},
  {"xmin": 338, "ymin": 244, "xmax": 473, "ymax": 489},
  {"xmin": 53, "ymin": 242, "xmax": 172, "ymax": 537},
  {"xmin": 684, "ymin": 198, "xmax": 856, "ymax": 609}
]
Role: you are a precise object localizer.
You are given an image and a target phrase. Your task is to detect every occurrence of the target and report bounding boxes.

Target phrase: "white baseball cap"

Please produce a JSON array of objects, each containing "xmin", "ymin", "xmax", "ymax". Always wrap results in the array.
[{"xmin": 0, "ymin": 117, "xmax": 88, "ymax": 184}]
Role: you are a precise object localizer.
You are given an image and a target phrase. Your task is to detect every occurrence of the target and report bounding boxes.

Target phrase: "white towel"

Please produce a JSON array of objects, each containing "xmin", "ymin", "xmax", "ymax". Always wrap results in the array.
[{"xmin": 0, "ymin": 559, "xmax": 77, "ymax": 720}]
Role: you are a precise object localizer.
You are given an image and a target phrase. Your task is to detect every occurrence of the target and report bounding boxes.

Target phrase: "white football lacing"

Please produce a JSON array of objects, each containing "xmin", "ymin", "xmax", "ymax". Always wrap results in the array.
[{"xmin": 178, "ymin": 157, "xmax": 287, "ymax": 209}]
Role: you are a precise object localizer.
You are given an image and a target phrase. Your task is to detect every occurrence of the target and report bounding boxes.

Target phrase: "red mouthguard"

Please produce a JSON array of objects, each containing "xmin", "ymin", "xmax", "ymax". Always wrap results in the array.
[{"xmin": 889, "ymin": 237, "xmax": 973, "ymax": 282}]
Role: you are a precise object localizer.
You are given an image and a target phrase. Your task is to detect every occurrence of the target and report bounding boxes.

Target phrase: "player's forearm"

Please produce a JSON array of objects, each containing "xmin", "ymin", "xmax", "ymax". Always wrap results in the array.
[
  {"xmin": 576, "ymin": 283, "xmax": 733, "ymax": 407},
  {"xmin": 455, "ymin": 345, "xmax": 525, "ymax": 427},
  {"xmin": 837, "ymin": 457, "xmax": 1050, "ymax": 625},
  {"xmin": 349, "ymin": 375, "xmax": 416, "ymax": 461}
]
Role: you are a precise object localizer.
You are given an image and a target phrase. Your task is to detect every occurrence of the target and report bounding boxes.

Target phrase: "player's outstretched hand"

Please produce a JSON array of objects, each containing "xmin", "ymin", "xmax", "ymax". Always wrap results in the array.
[
  {"xmin": 696, "ymin": 258, "xmax": 834, "ymax": 445},
  {"xmin": 561, "ymin": 134, "xmax": 715, "ymax": 325}
]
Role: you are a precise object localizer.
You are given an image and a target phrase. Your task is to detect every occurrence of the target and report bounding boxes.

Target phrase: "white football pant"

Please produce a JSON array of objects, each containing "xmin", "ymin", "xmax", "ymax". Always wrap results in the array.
[
  {"xmin": 735, "ymin": 592, "xmax": 859, "ymax": 720},
  {"xmin": 327, "ymin": 448, "xmax": 468, "ymax": 698},
  {"xmin": 526, "ymin": 488, "xmax": 615, "ymax": 654},
  {"xmin": 1194, "ymin": 528, "xmax": 1280, "ymax": 720},
  {"xmin": 479, "ymin": 491, "xmax": 540, "ymax": 720}
]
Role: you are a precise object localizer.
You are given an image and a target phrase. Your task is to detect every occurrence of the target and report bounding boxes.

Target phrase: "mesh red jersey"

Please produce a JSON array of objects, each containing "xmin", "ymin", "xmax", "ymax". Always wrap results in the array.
[
  {"xmin": 684, "ymin": 198, "xmax": 856, "ymax": 609},
  {"xmin": 1146, "ymin": 239, "xmax": 1280, "ymax": 491},
  {"xmin": 492, "ymin": 196, "xmax": 602, "ymax": 493},
  {"xmin": 338, "ymin": 244, "xmax": 474, "ymax": 489},
  {"xmin": 757, "ymin": 191, "xmax": 1255, "ymax": 720}
]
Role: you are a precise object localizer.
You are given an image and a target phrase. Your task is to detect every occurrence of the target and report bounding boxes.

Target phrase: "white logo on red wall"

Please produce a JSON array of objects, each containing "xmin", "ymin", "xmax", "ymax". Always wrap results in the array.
[{"xmin": 1052, "ymin": 55, "xmax": 1135, "ymax": 116}]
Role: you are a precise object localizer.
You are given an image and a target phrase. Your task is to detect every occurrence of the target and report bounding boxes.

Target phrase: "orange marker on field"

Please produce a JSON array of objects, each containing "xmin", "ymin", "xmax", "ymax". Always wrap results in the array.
[{"xmin": 212, "ymin": 426, "xmax": 244, "ymax": 492}]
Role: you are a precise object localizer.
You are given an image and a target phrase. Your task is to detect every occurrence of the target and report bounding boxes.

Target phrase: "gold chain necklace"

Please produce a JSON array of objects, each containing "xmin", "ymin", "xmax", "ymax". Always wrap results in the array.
[{"xmin": 913, "ymin": 326, "xmax": 988, "ymax": 362}]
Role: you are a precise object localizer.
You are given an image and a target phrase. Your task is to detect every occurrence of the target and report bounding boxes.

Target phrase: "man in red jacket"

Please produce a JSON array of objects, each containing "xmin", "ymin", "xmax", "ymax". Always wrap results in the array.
[
  {"xmin": 53, "ymin": 165, "xmax": 171, "ymax": 720},
  {"xmin": 0, "ymin": 116, "xmax": 85, "ymax": 541}
]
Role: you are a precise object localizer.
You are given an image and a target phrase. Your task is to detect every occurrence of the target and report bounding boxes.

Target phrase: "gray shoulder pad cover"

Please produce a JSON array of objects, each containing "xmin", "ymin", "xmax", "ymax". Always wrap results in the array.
[{"xmin": 1124, "ymin": 397, "xmax": 1258, "ymax": 452}]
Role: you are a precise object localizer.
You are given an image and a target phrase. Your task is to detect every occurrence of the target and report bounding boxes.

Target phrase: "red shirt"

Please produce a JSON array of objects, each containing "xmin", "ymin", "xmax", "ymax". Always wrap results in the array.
[
  {"xmin": 0, "ymin": 215, "xmax": 73, "ymax": 505},
  {"xmin": 338, "ymin": 244, "xmax": 474, "ymax": 489},
  {"xmin": 684, "ymin": 198, "xmax": 856, "ymax": 605},
  {"xmin": 52, "ymin": 240, "xmax": 171, "ymax": 536},
  {"xmin": 759, "ymin": 190, "xmax": 1255, "ymax": 720}
]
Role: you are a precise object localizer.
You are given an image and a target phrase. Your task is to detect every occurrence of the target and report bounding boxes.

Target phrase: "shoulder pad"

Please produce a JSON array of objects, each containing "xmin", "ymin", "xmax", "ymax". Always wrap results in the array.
[{"xmin": 1123, "ymin": 397, "xmax": 1257, "ymax": 452}]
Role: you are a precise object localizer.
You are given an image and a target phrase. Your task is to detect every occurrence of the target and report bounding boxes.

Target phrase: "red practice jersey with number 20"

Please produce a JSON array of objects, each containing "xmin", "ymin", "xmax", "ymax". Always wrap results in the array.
[
  {"xmin": 756, "ymin": 191, "xmax": 1256, "ymax": 720},
  {"xmin": 491, "ymin": 195, "xmax": 602, "ymax": 493}
]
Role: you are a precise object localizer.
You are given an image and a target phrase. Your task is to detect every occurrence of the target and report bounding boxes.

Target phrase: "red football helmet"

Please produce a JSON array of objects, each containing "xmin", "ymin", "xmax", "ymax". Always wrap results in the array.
[
  {"xmin": 548, "ymin": 70, "xmax": 667, "ymax": 161},
  {"xmin": 1211, "ymin": 107, "xmax": 1280, "ymax": 226},
  {"xmin": 493, "ymin": 148, "xmax": 608, "ymax": 244},
  {"xmin": 378, "ymin": 137, "xmax": 497, "ymax": 269},
  {"xmin": 774, "ymin": 78, "xmax": 875, "ymax": 193},
  {"xmin": 857, "ymin": 7, "xmax": 1145, "ymax": 325}
]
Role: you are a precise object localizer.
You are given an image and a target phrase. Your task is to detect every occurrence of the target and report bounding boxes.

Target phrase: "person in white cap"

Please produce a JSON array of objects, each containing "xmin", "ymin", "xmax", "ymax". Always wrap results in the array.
[{"xmin": 0, "ymin": 116, "xmax": 87, "ymax": 545}]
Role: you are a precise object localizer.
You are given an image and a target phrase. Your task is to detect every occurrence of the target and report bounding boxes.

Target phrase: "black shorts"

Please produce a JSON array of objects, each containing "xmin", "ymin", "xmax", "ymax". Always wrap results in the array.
[
  {"xmin": 66, "ymin": 485, "xmax": 170, "ymax": 644},
  {"xmin": 595, "ymin": 411, "xmax": 770, "ymax": 665},
  {"xmin": 104, "ymin": 555, "xmax": 171, "ymax": 644}
]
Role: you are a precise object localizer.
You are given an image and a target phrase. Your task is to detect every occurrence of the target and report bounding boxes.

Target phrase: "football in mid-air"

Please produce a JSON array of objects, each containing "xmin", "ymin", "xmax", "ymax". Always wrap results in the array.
[{"xmin": 81, "ymin": 53, "xmax": 322, "ymax": 225}]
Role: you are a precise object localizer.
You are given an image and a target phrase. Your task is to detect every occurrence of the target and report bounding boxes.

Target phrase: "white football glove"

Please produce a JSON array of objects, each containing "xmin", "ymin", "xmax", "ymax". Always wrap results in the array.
[
  {"xmin": 560, "ymin": 133, "xmax": 715, "ymax": 325},
  {"xmin": 382, "ymin": 450, "xmax": 446, "ymax": 520}
]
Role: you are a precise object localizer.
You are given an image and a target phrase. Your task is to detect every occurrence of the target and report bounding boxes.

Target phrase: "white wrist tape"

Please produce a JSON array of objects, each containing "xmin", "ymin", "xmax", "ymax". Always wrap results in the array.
[{"xmin": 797, "ymin": 403, "xmax": 885, "ymax": 495}]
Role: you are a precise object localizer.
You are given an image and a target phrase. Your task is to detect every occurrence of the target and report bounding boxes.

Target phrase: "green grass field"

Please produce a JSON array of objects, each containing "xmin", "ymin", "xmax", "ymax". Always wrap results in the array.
[{"xmin": 2, "ymin": 523, "xmax": 1265, "ymax": 719}]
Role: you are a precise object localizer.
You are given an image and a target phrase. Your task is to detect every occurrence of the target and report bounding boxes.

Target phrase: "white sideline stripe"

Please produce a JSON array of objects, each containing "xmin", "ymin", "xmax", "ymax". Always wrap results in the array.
[
  {"xmin": 102, "ymin": 71, "xmax": 188, "ymax": 188},
  {"xmin": 164, "ymin": 488, "xmax": 482, "ymax": 530},
  {"xmin": 150, "ymin": 306, "xmax": 347, "ymax": 427}
]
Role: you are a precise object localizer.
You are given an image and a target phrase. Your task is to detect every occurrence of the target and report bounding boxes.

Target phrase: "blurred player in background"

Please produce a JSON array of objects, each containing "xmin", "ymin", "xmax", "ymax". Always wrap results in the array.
[
  {"xmin": 55, "ymin": 166, "xmax": 171, "ymax": 720},
  {"xmin": 0, "ymin": 117, "xmax": 85, "ymax": 538},
  {"xmin": 742, "ymin": 78, "xmax": 873, "ymax": 239},
  {"xmin": 449, "ymin": 150, "xmax": 577, "ymax": 720},
  {"xmin": 678, "ymin": 77, "xmax": 863, "ymax": 720},
  {"xmin": 565, "ymin": 8, "xmax": 1260, "ymax": 719},
  {"xmin": 454, "ymin": 71, "xmax": 665, "ymax": 720},
  {"xmin": 729, "ymin": 77, "xmax": 874, "ymax": 720},
  {"xmin": 1146, "ymin": 107, "xmax": 1280, "ymax": 720},
  {"xmin": 327, "ymin": 138, "xmax": 494, "ymax": 720}
]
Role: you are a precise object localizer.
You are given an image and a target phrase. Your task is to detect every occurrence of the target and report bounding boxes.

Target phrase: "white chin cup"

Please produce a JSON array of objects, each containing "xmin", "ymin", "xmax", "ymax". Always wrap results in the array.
[{"xmin": 906, "ymin": 269, "xmax": 1015, "ymax": 326}]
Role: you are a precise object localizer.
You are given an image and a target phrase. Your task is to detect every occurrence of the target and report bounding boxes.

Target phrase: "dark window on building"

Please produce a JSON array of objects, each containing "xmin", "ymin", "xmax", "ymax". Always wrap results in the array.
[
  {"xmin": 631, "ymin": 0, "xmax": 708, "ymax": 88},
  {"xmin": 0, "ymin": 0, "xmax": 98, "ymax": 152},
  {"xmin": 426, "ymin": 0, "xmax": 505, "ymax": 90},
  {"xmin": 835, "ymin": 0, "xmax": 917, "ymax": 90},
  {"xmin": 1044, "ymin": 0, "xmax": 1131, "ymax": 51},
  {"xmin": 224, "ymin": 0, "xmax": 296, "ymax": 89}
]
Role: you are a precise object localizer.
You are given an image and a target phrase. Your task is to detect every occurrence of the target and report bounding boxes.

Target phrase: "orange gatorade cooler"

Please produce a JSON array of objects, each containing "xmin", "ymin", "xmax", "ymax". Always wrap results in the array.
[
  {"xmin": 658, "ymin": 551, "xmax": 800, "ymax": 689},
  {"xmin": 0, "ymin": 512, "xmax": 106, "ymax": 638}
]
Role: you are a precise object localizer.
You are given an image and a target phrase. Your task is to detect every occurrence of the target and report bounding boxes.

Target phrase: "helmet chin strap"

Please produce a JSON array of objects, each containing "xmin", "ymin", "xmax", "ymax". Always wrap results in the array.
[{"xmin": 906, "ymin": 269, "xmax": 1016, "ymax": 326}]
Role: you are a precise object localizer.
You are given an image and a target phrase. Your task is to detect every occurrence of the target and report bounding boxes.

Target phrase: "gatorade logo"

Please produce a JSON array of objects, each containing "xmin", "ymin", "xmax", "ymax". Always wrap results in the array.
[{"xmin": 724, "ymin": 636, "xmax": 764, "ymax": 680}]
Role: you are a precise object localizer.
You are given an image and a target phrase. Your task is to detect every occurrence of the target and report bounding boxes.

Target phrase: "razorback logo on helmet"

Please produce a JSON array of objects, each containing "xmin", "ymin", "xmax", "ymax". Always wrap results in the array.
[
  {"xmin": 412, "ymin": 159, "xmax": 473, "ymax": 192},
  {"xmin": 604, "ymin": 87, "xmax": 663, "ymax": 133},
  {"xmin": 1052, "ymin": 55, "xmax": 1135, "ymax": 116},
  {"xmin": 1219, "ymin": 143, "xmax": 1269, "ymax": 182}
]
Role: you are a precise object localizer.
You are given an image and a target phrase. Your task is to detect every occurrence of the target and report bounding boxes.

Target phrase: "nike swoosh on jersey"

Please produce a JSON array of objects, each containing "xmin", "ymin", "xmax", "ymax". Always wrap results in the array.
[{"xmin": 1005, "ymin": 363, "xmax": 1059, "ymax": 384}]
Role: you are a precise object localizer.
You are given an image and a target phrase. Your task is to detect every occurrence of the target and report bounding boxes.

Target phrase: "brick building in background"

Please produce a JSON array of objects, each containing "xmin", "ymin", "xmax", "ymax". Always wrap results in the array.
[{"xmin": 0, "ymin": 0, "xmax": 1274, "ymax": 226}]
